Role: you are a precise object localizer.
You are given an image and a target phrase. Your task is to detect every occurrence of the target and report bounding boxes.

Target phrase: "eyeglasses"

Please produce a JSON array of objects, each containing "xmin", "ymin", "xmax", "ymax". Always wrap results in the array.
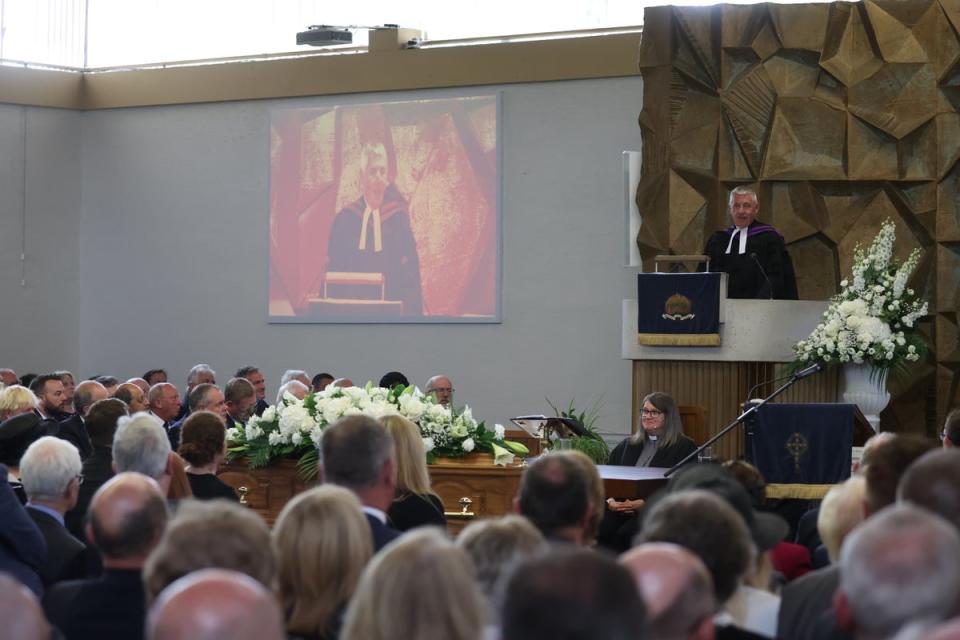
[
  {"xmin": 74, "ymin": 474, "xmax": 84, "ymax": 485},
  {"xmin": 641, "ymin": 409, "xmax": 663, "ymax": 418}
]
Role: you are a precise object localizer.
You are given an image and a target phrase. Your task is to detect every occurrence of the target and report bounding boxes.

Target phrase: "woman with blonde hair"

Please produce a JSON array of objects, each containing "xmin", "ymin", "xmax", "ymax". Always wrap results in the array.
[
  {"xmin": 273, "ymin": 485, "xmax": 373, "ymax": 640},
  {"xmin": 341, "ymin": 528, "xmax": 486, "ymax": 640},
  {"xmin": 379, "ymin": 414, "xmax": 446, "ymax": 531}
]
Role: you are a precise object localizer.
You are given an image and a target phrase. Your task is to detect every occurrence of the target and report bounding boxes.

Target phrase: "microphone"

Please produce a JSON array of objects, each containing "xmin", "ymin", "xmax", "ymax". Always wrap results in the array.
[
  {"xmin": 791, "ymin": 362, "xmax": 824, "ymax": 380},
  {"xmin": 749, "ymin": 252, "xmax": 774, "ymax": 299},
  {"xmin": 745, "ymin": 371, "xmax": 796, "ymax": 404}
]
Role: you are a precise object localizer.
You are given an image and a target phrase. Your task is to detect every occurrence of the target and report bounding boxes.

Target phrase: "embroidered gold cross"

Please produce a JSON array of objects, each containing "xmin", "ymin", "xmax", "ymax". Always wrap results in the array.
[{"xmin": 786, "ymin": 433, "xmax": 809, "ymax": 474}]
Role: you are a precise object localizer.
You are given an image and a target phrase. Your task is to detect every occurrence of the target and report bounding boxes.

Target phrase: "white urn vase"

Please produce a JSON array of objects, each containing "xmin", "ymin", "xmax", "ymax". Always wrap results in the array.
[{"xmin": 841, "ymin": 363, "xmax": 889, "ymax": 432}]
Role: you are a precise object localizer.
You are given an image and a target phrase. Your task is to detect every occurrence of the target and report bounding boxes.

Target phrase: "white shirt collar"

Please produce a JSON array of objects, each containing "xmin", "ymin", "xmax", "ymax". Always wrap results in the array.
[{"xmin": 362, "ymin": 505, "xmax": 387, "ymax": 524}]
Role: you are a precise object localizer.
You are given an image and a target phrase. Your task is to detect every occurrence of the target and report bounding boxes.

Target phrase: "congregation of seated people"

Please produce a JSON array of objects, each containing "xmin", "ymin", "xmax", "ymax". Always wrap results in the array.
[{"xmin": 2, "ymin": 363, "xmax": 960, "ymax": 640}]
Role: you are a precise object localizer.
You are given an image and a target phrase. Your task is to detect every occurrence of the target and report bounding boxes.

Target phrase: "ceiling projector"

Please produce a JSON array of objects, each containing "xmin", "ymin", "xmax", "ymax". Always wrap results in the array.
[{"xmin": 297, "ymin": 25, "xmax": 353, "ymax": 47}]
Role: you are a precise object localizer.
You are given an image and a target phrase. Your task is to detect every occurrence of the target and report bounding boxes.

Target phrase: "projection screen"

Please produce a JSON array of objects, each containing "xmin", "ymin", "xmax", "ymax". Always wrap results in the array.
[{"xmin": 268, "ymin": 94, "xmax": 501, "ymax": 323}]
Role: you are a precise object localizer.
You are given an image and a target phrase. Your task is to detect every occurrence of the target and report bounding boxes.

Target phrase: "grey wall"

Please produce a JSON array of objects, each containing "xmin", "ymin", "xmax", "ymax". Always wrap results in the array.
[
  {"xmin": 7, "ymin": 76, "xmax": 642, "ymax": 435},
  {"xmin": 0, "ymin": 105, "xmax": 81, "ymax": 373}
]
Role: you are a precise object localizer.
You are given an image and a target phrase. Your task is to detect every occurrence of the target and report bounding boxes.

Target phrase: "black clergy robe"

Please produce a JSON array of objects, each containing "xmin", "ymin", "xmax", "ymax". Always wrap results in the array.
[
  {"xmin": 325, "ymin": 185, "xmax": 423, "ymax": 316},
  {"xmin": 702, "ymin": 220, "xmax": 798, "ymax": 300}
]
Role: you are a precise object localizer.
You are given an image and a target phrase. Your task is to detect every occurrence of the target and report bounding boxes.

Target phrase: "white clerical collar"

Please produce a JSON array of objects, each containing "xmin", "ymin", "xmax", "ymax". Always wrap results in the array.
[
  {"xmin": 725, "ymin": 225, "xmax": 749, "ymax": 255},
  {"xmin": 648, "ymin": 435, "xmax": 658, "ymax": 441},
  {"xmin": 362, "ymin": 505, "xmax": 387, "ymax": 524},
  {"xmin": 358, "ymin": 205, "xmax": 383, "ymax": 252}
]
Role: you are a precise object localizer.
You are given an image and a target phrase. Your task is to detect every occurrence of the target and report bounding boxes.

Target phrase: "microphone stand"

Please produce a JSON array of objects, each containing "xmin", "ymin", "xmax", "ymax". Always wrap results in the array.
[{"xmin": 663, "ymin": 372, "xmax": 807, "ymax": 477}]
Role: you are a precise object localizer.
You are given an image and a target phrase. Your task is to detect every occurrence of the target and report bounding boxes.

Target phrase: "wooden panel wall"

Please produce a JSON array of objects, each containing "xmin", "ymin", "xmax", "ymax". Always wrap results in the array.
[
  {"xmin": 636, "ymin": 1, "xmax": 953, "ymax": 434},
  {"xmin": 632, "ymin": 360, "xmax": 838, "ymax": 461}
]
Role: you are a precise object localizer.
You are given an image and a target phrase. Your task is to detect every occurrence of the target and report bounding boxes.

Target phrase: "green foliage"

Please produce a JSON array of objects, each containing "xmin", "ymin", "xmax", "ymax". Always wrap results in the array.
[
  {"xmin": 296, "ymin": 448, "xmax": 319, "ymax": 481},
  {"xmin": 545, "ymin": 395, "xmax": 609, "ymax": 465}
]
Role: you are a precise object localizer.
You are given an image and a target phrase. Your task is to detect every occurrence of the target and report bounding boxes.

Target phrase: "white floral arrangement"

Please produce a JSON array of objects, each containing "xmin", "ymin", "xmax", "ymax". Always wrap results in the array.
[
  {"xmin": 227, "ymin": 382, "xmax": 527, "ymax": 478},
  {"xmin": 793, "ymin": 219, "xmax": 927, "ymax": 373}
]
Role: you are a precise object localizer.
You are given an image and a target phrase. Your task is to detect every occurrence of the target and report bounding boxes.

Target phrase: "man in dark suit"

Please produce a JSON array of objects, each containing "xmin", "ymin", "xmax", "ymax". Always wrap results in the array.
[
  {"xmin": 146, "ymin": 382, "xmax": 181, "ymax": 449},
  {"xmin": 19, "ymin": 436, "xmax": 87, "ymax": 587},
  {"xmin": 166, "ymin": 383, "xmax": 226, "ymax": 451},
  {"xmin": 236, "ymin": 366, "xmax": 269, "ymax": 417},
  {"xmin": 223, "ymin": 377, "xmax": 257, "ymax": 432},
  {"xmin": 516, "ymin": 452, "xmax": 593, "ymax": 545},
  {"xmin": 57, "ymin": 380, "xmax": 108, "ymax": 461},
  {"xmin": 29, "ymin": 373, "xmax": 71, "ymax": 422},
  {"xmin": 44, "ymin": 472, "xmax": 169, "ymax": 640},
  {"xmin": 174, "ymin": 364, "xmax": 216, "ymax": 422},
  {"xmin": 0, "ymin": 463, "xmax": 47, "ymax": 597},
  {"xmin": 65, "ymin": 398, "xmax": 128, "ymax": 539},
  {"xmin": 321, "ymin": 415, "xmax": 401, "ymax": 551}
]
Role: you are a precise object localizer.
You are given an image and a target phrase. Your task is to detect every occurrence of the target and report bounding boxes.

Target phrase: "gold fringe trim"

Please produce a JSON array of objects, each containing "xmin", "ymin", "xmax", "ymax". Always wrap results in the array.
[
  {"xmin": 766, "ymin": 483, "xmax": 836, "ymax": 500},
  {"xmin": 637, "ymin": 333, "xmax": 720, "ymax": 346}
]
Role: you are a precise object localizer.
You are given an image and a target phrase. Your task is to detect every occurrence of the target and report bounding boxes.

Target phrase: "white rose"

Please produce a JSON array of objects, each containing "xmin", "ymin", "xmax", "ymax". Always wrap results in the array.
[
  {"xmin": 422, "ymin": 437, "xmax": 435, "ymax": 453},
  {"xmin": 494, "ymin": 423, "xmax": 506, "ymax": 440},
  {"xmin": 462, "ymin": 437, "xmax": 475, "ymax": 453},
  {"xmin": 261, "ymin": 406, "xmax": 277, "ymax": 423}
]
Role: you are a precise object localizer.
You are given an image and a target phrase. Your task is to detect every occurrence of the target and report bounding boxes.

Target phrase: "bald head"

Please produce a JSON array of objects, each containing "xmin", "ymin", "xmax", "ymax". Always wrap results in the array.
[
  {"xmin": 88, "ymin": 472, "xmax": 168, "ymax": 566},
  {"xmin": 74, "ymin": 380, "xmax": 108, "ymax": 416},
  {"xmin": 115, "ymin": 383, "xmax": 148, "ymax": 413},
  {"xmin": 620, "ymin": 543, "xmax": 716, "ymax": 640},
  {"xmin": 127, "ymin": 378, "xmax": 151, "ymax": 394},
  {"xmin": 147, "ymin": 569, "xmax": 284, "ymax": 640},
  {"xmin": 0, "ymin": 369, "xmax": 17, "ymax": 388},
  {"xmin": 0, "ymin": 574, "xmax": 49, "ymax": 640}
]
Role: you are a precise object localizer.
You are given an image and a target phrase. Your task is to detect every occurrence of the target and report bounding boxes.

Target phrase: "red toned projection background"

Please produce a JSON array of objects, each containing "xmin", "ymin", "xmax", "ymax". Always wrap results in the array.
[{"xmin": 268, "ymin": 96, "xmax": 499, "ymax": 322}]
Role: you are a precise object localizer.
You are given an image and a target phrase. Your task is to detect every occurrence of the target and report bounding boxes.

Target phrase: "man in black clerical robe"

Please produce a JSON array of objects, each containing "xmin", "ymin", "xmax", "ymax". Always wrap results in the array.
[
  {"xmin": 326, "ymin": 143, "xmax": 423, "ymax": 316},
  {"xmin": 702, "ymin": 188, "xmax": 798, "ymax": 300}
]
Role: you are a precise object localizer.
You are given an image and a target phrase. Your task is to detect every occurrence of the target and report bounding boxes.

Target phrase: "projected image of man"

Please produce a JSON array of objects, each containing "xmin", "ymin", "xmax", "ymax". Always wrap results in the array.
[{"xmin": 326, "ymin": 143, "xmax": 423, "ymax": 316}]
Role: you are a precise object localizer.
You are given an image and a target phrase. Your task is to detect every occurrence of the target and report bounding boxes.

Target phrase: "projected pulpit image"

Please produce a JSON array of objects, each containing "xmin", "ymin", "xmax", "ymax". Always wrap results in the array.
[{"xmin": 268, "ymin": 96, "xmax": 501, "ymax": 323}]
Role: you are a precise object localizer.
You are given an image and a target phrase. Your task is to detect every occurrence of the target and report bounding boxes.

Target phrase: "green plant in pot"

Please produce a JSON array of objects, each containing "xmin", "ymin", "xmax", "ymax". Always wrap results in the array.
[{"xmin": 545, "ymin": 396, "xmax": 609, "ymax": 465}]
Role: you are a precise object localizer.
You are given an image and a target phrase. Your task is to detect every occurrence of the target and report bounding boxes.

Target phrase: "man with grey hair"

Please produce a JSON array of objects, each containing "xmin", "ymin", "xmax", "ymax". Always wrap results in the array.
[
  {"xmin": 19, "ymin": 436, "xmax": 87, "ymax": 586},
  {"xmin": 321, "ymin": 414, "xmax": 400, "ymax": 551},
  {"xmin": 175, "ymin": 364, "xmax": 216, "ymax": 421},
  {"xmin": 167, "ymin": 383, "xmax": 226, "ymax": 450},
  {"xmin": 834, "ymin": 504, "xmax": 960, "ymax": 639},
  {"xmin": 147, "ymin": 569, "xmax": 285, "ymax": 640},
  {"xmin": 425, "ymin": 374, "xmax": 454, "ymax": 407},
  {"xmin": 113, "ymin": 413, "xmax": 173, "ymax": 493},
  {"xmin": 279, "ymin": 369, "xmax": 310, "ymax": 388},
  {"xmin": 325, "ymin": 141, "xmax": 423, "ymax": 316},
  {"xmin": 57, "ymin": 379, "xmax": 108, "ymax": 460},
  {"xmin": 275, "ymin": 379, "xmax": 309, "ymax": 405},
  {"xmin": 702, "ymin": 186, "xmax": 797, "ymax": 299},
  {"xmin": 620, "ymin": 542, "xmax": 716, "ymax": 640}
]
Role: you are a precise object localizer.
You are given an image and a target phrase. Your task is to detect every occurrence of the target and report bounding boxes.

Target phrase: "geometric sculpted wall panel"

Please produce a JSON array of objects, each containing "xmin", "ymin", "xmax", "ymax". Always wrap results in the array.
[{"xmin": 637, "ymin": 1, "xmax": 960, "ymax": 432}]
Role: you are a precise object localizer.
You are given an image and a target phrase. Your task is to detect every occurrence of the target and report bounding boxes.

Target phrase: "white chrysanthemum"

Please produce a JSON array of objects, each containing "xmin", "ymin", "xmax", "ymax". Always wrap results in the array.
[
  {"xmin": 279, "ymin": 404, "xmax": 310, "ymax": 435},
  {"xmin": 268, "ymin": 431, "xmax": 284, "ymax": 446},
  {"xmin": 462, "ymin": 437, "xmax": 475, "ymax": 453},
  {"xmin": 290, "ymin": 432, "xmax": 303, "ymax": 446},
  {"xmin": 398, "ymin": 395, "xmax": 427, "ymax": 420},
  {"xmin": 309, "ymin": 427, "xmax": 323, "ymax": 446},
  {"xmin": 226, "ymin": 427, "xmax": 240, "ymax": 442},
  {"xmin": 494, "ymin": 423, "xmax": 506, "ymax": 440},
  {"xmin": 422, "ymin": 437, "xmax": 435, "ymax": 453}
]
